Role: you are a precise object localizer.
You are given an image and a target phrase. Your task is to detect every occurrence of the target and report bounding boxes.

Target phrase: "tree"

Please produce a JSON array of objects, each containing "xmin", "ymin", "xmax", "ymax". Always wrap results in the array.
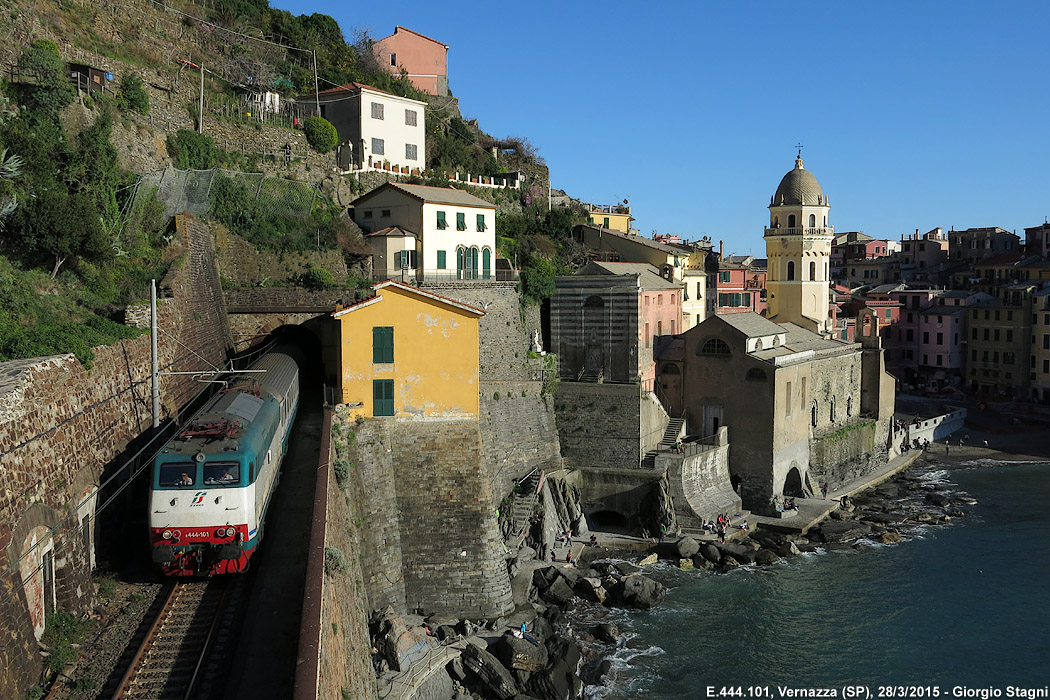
[
  {"xmin": 67, "ymin": 112, "xmax": 123, "ymax": 235},
  {"xmin": 17, "ymin": 39, "xmax": 75, "ymax": 114},
  {"xmin": 167, "ymin": 130, "xmax": 218, "ymax": 170},
  {"xmin": 13, "ymin": 185, "xmax": 109, "ymax": 278}
]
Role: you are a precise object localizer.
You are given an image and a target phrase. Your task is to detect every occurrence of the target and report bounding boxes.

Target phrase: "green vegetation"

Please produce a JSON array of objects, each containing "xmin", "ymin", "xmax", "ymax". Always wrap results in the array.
[
  {"xmin": 497, "ymin": 205, "xmax": 588, "ymax": 305},
  {"xmin": 299, "ymin": 266, "xmax": 334, "ymax": 289},
  {"xmin": 167, "ymin": 129, "xmax": 218, "ymax": 170},
  {"xmin": 324, "ymin": 545, "xmax": 349, "ymax": 575},
  {"xmin": 115, "ymin": 73, "xmax": 149, "ymax": 114},
  {"xmin": 302, "ymin": 116, "xmax": 337, "ymax": 152},
  {"xmin": 40, "ymin": 611, "xmax": 86, "ymax": 675}
]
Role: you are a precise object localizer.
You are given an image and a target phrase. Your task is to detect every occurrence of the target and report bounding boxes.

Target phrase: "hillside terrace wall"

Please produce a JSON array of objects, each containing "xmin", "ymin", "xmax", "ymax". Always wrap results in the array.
[{"xmin": 0, "ymin": 214, "xmax": 232, "ymax": 698}]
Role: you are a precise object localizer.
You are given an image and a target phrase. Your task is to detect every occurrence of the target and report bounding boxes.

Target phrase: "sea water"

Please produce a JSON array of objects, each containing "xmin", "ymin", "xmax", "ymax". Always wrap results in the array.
[{"xmin": 596, "ymin": 461, "xmax": 1050, "ymax": 697}]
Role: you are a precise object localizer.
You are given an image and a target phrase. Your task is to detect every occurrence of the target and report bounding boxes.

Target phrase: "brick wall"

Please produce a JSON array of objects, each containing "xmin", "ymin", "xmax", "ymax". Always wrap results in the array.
[{"xmin": 0, "ymin": 214, "xmax": 232, "ymax": 698}]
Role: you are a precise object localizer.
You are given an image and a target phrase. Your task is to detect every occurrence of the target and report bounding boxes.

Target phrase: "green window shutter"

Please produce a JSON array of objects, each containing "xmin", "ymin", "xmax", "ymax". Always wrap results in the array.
[
  {"xmin": 437, "ymin": 250, "xmax": 446, "ymax": 269},
  {"xmin": 482, "ymin": 248, "xmax": 491, "ymax": 279},
  {"xmin": 437, "ymin": 211, "xmax": 447, "ymax": 229},
  {"xmin": 477, "ymin": 214, "xmax": 486, "ymax": 231},
  {"xmin": 373, "ymin": 379, "xmax": 394, "ymax": 416},
  {"xmin": 457, "ymin": 213, "xmax": 466, "ymax": 231},
  {"xmin": 603, "ymin": 217, "xmax": 610, "ymax": 228},
  {"xmin": 372, "ymin": 326, "xmax": 394, "ymax": 363}
]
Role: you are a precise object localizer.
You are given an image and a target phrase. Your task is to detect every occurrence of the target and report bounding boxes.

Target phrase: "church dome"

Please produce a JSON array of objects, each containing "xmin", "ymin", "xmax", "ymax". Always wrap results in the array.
[{"xmin": 771, "ymin": 155, "xmax": 826, "ymax": 207}]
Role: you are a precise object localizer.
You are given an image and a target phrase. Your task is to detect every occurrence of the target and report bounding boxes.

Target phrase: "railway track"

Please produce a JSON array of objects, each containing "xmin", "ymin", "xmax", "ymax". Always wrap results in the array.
[{"xmin": 108, "ymin": 579, "xmax": 231, "ymax": 700}]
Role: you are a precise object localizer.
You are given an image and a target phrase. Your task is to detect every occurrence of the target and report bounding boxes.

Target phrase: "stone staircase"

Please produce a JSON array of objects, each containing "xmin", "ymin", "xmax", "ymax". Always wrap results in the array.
[
  {"xmin": 639, "ymin": 451, "xmax": 658, "ymax": 470},
  {"xmin": 658, "ymin": 417, "xmax": 686, "ymax": 449},
  {"xmin": 508, "ymin": 473, "xmax": 542, "ymax": 547}
]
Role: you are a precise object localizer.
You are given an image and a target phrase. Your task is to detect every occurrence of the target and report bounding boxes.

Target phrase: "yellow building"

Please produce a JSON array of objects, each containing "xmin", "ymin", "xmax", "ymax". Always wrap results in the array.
[
  {"xmin": 587, "ymin": 204, "xmax": 633, "ymax": 233},
  {"xmin": 332, "ymin": 281, "xmax": 485, "ymax": 419}
]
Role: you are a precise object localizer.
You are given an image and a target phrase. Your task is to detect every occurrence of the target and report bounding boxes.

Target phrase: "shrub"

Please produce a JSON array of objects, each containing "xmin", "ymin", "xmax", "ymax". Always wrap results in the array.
[
  {"xmin": 324, "ymin": 545, "xmax": 348, "ymax": 575},
  {"xmin": 333, "ymin": 459, "xmax": 350, "ymax": 486},
  {"xmin": 167, "ymin": 129, "xmax": 217, "ymax": 170},
  {"xmin": 116, "ymin": 73, "xmax": 150, "ymax": 114},
  {"xmin": 303, "ymin": 116, "xmax": 338, "ymax": 152},
  {"xmin": 301, "ymin": 266, "xmax": 334, "ymax": 289},
  {"xmin": 41, "ymin": 611, "xmax": 85, "ymax": 674}
]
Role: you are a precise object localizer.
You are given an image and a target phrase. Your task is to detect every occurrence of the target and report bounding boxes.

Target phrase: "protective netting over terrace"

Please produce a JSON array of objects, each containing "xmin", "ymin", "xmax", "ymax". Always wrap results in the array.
[{"xmin": 131, "ymin": 166, "xmax": 323, "ymax": 222}]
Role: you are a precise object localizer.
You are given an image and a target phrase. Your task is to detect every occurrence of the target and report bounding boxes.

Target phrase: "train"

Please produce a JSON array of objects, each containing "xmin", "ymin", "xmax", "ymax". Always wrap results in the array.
[{"xmin": 149, "ymin": 349, "xmax": 301, "ymax": 576}]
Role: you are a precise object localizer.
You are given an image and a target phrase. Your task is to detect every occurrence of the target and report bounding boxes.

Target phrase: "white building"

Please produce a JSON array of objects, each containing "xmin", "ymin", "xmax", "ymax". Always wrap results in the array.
[
  {"xmin": 351, "ymin": 182, "xmax": 497, "ymax": 282},
  {"xmin": 297, "ymin": 82, "xmax": 427, "ymax": 172}
]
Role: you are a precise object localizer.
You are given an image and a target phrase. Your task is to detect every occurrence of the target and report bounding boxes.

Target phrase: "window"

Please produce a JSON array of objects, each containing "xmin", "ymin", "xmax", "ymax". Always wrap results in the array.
[
  {"xmin": 372, "ymin": 138, "xmax": 385, "ymax": 155},
  {"xmin": 786, "ymin": 382, "xmax": 792, "ymax": 416},
  {"xmin": 373, "ymin": 379, "xmax": 394, "ymax": 417},
  {"xmin": 936, "ymin": 355, "xmax": 943, "ymax": 366},
  {"xmin": 809, "ymin": 261, "xmax": 816, "ymax": 280},
  {"xmin": 789, "ymin": 214, "xmax": 796, "ymax": 228},
  {"xmin": 811, "ymin": 402, "xmax": 818, "ymax": 427},
  {"xmin": 984, "ymin": 329, "xmax": 990, "ymax": 341},
  {"xmin": 371, "ymin": 102, "xmax": 384, "ymax": 120},
  {"xmin": 389, "ymin": 53, "xmax": 397, "ymax": 67},
  {"xmin": 482, "ymin": 248, "xmax": 491, "ymax": 279},
  {"xmin": 906, "ymin": 329, "xmax": 914, "ymax": 341},
  {"xmin": 994, "ymin": 329, "xmax": 1000, "ymax": 342},
  {"xmin": 657, "ymin": 321, "xmax": 663, "ymax": 335},
  {"xmin": 830, "ymin": 397, "xmax": 836, "ymax": 422},
  {"xmin": 923, "ymin": 332, "xmax": 929, "ymax": 344},
  {"xmin": 380, "ymin": 209, "xmax": 391, "ymax": 218},
  {"xmin": 372, "ymin": 326, "xmax": 394, "ymax": 363},
  {"xmin": 746, "ymin": 368, "xmax": 767, "ymax": 382},
  {"xmin": 477, "ymin": 214, "xmax": 487, "ymax": 231},
  {"xmin": 885, "ymin": 309, "xmax": 891, "ymax": 319},
  {"xmin": 787, "ymin": 261, "xmax": 796, "ymax": 281},
  {"xmin": 719, "ymin": 271, "xmax": 730, "ymax": 283},
  {"xmin": 437, "ymin": 211, "xmax": 447, "ymax": 229},
  {"xmin": 405, "ymin": 143, "xmax": 418, "ymax": 160},
  {"xmin": 809, "ymin": 214, "xmax": 816, "ymax": 227},
  {"xmin": 394, "ymin": 250, "xmax": 417, "ymax": 269},
  {"xmin": 971, "ymin": 328, "xmax": 977, "ymax": 340},
  {"xmin": 645, "ymin": 323, "xmax": 650, "ymax": 348},
  {"xmin": 1007, "ymin": 330, "xmax": 1013, "ymax": 342},
  {"xmin": 405, "ymin": 109, "xmax": 417, "ymax": 126},
  {"xmin": 437, "ymin": 250, "xmax": 447, "ymax": 269},
  {"xmin": 456, "ymin": 212, "xmax": 466, "ymax": 231},
  {"xmin": 700, "ymin": 338, "xmax": 731, "ymax": 355},
  {"xmin": 971, "ymin": 350, "xmax": 976, "ymax": 361},
  {"xmin": 603, "ymin": 217, "xmax": 610, "ymax": 228},
  {"xmin": 1045, "ymin": 359, "xmax": 1049, "ymax": 374},
  {"xmin": 658, "ymin": 294, "xmax": 663, "ymax": 305},
  {"xmin": 363, "ymin": 210, "xmax": 373, "ymax": 219},
  {"xmin": 936, "ymin": 332, "xmax": 943, "ymax": 345}
]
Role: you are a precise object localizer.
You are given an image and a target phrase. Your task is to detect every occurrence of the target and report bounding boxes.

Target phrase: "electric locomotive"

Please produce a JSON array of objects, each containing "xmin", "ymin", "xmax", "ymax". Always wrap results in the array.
[{"xmin": 149, "ymin": 349, "xmax": 300, "ymax": 576}]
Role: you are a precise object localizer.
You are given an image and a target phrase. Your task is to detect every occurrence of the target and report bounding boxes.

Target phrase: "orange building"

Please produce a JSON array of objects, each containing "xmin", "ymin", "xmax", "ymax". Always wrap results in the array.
[{"xmin": 374, "ymin": 26, "xmax": 449, "ymax": 96}]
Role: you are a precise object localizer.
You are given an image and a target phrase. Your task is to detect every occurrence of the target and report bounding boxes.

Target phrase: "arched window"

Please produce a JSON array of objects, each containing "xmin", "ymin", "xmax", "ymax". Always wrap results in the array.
[
  {"xmin": 788, "ymin": 214, "xmax": 796, "ymax": 228},
  {"xmin": 809, "ymin": 213, "xmax": 816, "ymax": 227},
  {"xmin": 830, "ymin": 397, "xmax": 836, "ymax": 422},
  {"xmin": 809, "ymin": 261, "xmax": 816, "ymax": 281},
  {"xmin": 470, "ymin": 246, "xmax": 479, "ymax": 279},
  {"xmin": 584, "ymin": 295, "xmax": 604, "ymax": 308},
  {"xmin": 456, "ymin": 246, "xmax": 465, "ymax": 279},
  {"xmin": 482, "ymin": 247, "xmax": 492, "ymax": 279},
  {"xmin": 699, "ymin": 338, "xmax": 731, "ymax": 355},
  {"xmin": 811, "ymin": 402, "xmax": 818, "ymax": 427},
  {"xmin": 787, "ymin": 261, "xmax": 796, "ymax": 281},
  {"xmin": 754, "ymin": 338, "xmax": 763, "ymax": 351},
  {"xmin": 746, "ymin": 368, "xmax": 767, "ymax": 382},
  {"xmin": 846, "ymin": 395, "xmax": 853, "ymax": 417},
  {"xmin": 774, "ymin": 216, "xmax": 780, "ymax": 228}
]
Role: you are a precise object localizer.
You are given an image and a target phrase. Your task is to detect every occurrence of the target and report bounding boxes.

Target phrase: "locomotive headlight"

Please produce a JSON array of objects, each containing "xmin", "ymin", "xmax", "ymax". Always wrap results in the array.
[
  {"xmin": 162, "ymin": 530, "xmax": 173, "ymax": 540},
  {"xmin": 226, "ymin": 527, "xmax": 236, "ymax": 537},
  {"xmin": 215, "ymin": 528, "xmax": 226, "ymax": 538}
]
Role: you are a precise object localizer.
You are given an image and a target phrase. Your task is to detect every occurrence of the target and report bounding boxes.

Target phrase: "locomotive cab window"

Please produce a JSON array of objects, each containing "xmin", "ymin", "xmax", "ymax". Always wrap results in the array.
[
  {"xmin": 159, "ymin": 463, "xmax": 196, "ymax": 487},
  {"xmin": 203, "ymin": 462, "xmax": 241, "ymax": 485}
]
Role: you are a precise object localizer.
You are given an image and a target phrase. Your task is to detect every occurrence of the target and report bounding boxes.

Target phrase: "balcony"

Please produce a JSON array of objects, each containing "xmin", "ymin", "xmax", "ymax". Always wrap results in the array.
[
  {"xmin": 373, "ymin": 268, "xmax": 519, "ymax": 284},
  {"xmin": 764, "ymin": 226, "xmax": 835, "ymax": 237}
]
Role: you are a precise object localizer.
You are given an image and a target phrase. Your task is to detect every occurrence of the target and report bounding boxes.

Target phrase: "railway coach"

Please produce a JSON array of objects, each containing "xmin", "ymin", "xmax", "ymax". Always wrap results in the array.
[{"xmin": 149, "ymin": 349, "xmax": 300, "ymax": 576}]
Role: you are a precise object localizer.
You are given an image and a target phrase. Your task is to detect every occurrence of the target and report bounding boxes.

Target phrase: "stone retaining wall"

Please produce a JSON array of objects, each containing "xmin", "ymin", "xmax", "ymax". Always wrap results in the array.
[
  {"xmin": 660, "ymin": 427, "xmax": 739, "ymax": 528},
  {"xmin": 479, "ymin": 381, "xmax": 562, "ymax": 499},
  {"xmin": 0, "ymin": 214, "xmax": 232, "ymax": 698}
]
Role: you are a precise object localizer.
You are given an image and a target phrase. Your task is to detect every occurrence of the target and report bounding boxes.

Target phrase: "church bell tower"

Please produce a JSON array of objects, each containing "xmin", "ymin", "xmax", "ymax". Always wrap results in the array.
[{"xmin": 764, "ymin": 152, "xmax": 834, "ymax": 334}]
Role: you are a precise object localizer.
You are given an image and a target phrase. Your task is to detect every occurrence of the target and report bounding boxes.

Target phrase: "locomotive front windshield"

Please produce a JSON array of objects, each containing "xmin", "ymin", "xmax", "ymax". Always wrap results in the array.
[
  {"xmin": 159, "ymin": 463, "xmax": 197, "ymax": 487},
  {"xmin": 203, "ymin": 462, "xmax": 241, "ymax": 486}
]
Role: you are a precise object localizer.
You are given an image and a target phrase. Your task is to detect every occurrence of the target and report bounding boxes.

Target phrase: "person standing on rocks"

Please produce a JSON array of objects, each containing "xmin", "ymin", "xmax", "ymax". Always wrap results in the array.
[{"xmin": 821, "ymin": 481, "xmax": 829, "ymax": 499}]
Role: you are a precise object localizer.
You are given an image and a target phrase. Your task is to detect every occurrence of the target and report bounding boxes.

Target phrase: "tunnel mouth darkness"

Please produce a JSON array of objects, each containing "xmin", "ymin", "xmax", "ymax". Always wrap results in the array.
[
  {"xmin": 783, "ymin": 467, "xmax": 806, "ymax": 498},
  {"xmin": 588, "ymin": 510, "xmax": 630, "ymax": 531}
]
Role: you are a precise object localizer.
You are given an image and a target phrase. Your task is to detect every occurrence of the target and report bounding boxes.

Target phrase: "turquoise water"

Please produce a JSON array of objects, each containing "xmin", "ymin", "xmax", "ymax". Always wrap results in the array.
[{"xmin": 601, "ymin": 461, "xmax": 1050, "ymax": 696}]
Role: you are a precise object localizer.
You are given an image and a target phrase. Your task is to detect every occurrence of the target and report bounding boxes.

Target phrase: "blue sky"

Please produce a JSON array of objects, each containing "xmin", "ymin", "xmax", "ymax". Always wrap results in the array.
[{"xmin": 271, "ymin": 0, "xmax": 1050, "ymax": 255}]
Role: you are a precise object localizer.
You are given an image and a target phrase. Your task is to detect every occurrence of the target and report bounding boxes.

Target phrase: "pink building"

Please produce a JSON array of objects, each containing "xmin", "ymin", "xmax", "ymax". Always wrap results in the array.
[
  {"xmin": 373, "ymin": 26, "xmax": 449, "ymax": 96},
  {"xmin": 715, "ymin": 261, "xmax": 766, "ymax": 315}
]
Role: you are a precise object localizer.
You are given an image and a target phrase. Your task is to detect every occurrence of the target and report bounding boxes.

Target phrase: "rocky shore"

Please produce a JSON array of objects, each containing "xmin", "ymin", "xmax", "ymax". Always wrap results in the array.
[{"xmin": 367, "ymin": 452, "xmax": 993, "ymax": 700}]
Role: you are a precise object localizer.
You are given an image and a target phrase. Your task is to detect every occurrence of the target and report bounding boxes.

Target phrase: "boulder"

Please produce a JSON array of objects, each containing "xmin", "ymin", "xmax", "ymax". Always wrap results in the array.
[
  {"xmin": 371, "ymin": 610, "xmax": 430, "ymax": 672},
  {"xmin": 829, "ymin": 509, "xmax": 854, "ymax": 521},
  {"xmin": 721, "ymin": 556, "xmax": 740, "ymax": 570},
  {"xmin": 447, "ymin": 655, "xmax": 468, "ymax": 683},
  {"xmin": 637, "ymin": 553, "xmax": 658, "ymax": 566},
  {"xmin": 755, "ymin": 549, "xmax": 781, "ymax": 565},
  {"xmin": 574, "ymin": 577, "xmax": 607, "ymax": 605},
  {"xmin": 925, "ymin": 492, "xmax": 951, "ymax": 507},
  {"xmin": 878, "ymin": 531, "xmax": 903, "ymax": 544},
  {"xmin": 541, "ymin": 576, "xmax": 575, "ymax": 606},
  {"xmin": 494, "ymin": 631, "xmax": 548, "ymax": 673},
  {"xmin": 580, "ymin": 659, "xmax": 613, "ymax": 685},
  {"xmin": 517, "ymin": 546, "xmax": 537, "ymax": 563},
  {"xmin": 691, "ymin": 554, "xmax": 716, "ymax": 571},
  {"xmin": 719, "ymin": 543, "xmax": 754, "ymax": 564},
  {"xmin": 556, "ymin": 565, "xmax": 581, "ymax": 587},
  {"xmin": 614, "ymin": 562, "xmax": 642, "ymax": 576},
  {"xmin": 592, "ymin": 622, "xmax": 620, "ymax": 644},
  {"xmin": 818, "ymin": 520, "xmax": 873, "ymax": 542},
  {"xmin": 533, "ymin": 567, "xmax": 559, "ymax": 592},
  {"xmin": 698, "ymin": 543, "xmax": 722, "ymax": 564},
  {"xmin": 529, "ymin": 615, "xmax": 554, "ymax": 642},
  {"xmin": 611, "ymin": 574, "xmax": 666, "ymax": 609},
  {"xmin": 525, "ymin": 659, "xmax": 583, "ymax": 700},
  {"xmin": 679, "ymin": 558, "xmax": 694, "ymax": 570},
  {"xmin": 670, "ymin": 536, "xmax": 700, "ymax": 558},
  {"xmin": 864, "ymin": 512, "xmax": 907, "ymax": 525},
  {"xmin": 461, "ymin": 642, "xmax": 520, "ymax": 700},
  {"xmin": 776, "ymin": 541, "xmax": 801, "ymax": 557},
  {"xmin": 748, "ymin": 530, "xmax": 785, "ymax": 549}
]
